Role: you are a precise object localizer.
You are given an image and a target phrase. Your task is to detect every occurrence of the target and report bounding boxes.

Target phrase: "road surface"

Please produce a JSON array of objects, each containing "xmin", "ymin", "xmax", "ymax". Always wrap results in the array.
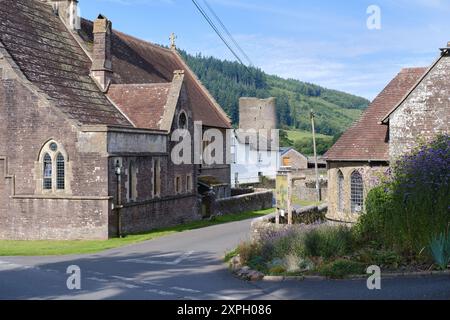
[{"xmin": 0, "ymin": 219, "xmax": 449, "ymax": 300}]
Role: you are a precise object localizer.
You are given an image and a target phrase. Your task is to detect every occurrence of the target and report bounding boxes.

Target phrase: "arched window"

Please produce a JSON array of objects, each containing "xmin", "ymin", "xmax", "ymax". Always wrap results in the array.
[
  {"xmin": 337, "ymin": 170, "xmax": 344, "ymax": 212},
  {"xmin": 350, "ymin": 171, "xmax": 364, "ymax": 213},
  {"xmin": 178, "ymin": 111, "xmax": 187, "ymax": 130},
  {"xmin": 43, "ymin": 153, "xmax": 52, "ymax": 190},
  {"xmin": 39, "ymin": 141, "xmax": 68, "ymax": 193},
  {"xmin": 56, "ymin": 153, "xmax": 65, "ymax": 190}
]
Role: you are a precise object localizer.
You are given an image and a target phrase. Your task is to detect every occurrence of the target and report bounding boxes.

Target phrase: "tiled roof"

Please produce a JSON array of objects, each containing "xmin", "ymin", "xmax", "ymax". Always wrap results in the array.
[
  {"xmin": 107, "ymin": 84, "xmax": 171, "ymax": 130},
  {"xmin": 79, "ymin": 19, "xmax": 232, "ymax": 129},
  {"xmin": 324, "ymin": 67, "xmax": 427, "ymax": 161},
  {"xmin": 0, "ymin": 0, "xmax": 132, "ymax": 127}
]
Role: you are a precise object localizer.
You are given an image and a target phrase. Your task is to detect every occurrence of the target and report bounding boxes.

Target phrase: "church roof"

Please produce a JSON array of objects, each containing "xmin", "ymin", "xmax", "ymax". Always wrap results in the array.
[
  {"xmin": 324, "ymin": 67, "xmax": 427, "ymax": 162},
  {"xmin": 107, "ymin": 83, "xmax": 171, "ymax": 130},
  {"xmin": 0, "ymin": 0, "xmax": 133, "ymax": 127},
  {"xmin": 0, "ymin": 0, "xmax": 231, "ymax": 130},
  {"xmin": 79, "ymin": 19, "xmax": 232, "ymax": 129}
]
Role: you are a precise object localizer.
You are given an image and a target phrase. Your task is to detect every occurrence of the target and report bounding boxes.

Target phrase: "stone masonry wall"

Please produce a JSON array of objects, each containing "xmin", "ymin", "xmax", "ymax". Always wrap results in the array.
[
  {"xmin": 390, "ymin": 56, "xmax": 450, "ymax": 160},
  {"xmin": 0, "ymin": 55, "xmax": 110, "ymax": 240},
  {"xmin": 327, "ymin": 161, "xmax": 389, "ymax": 223},
  {"xmin": 214, "ymin": 190, "xmax": 273, "ymax": 216}
]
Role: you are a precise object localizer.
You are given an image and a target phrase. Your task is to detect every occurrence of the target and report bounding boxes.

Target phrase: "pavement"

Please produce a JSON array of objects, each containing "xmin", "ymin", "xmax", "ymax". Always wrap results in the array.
[{"xmin": 0, "ymin": 219, "xmax": 449, "ymax": 300}]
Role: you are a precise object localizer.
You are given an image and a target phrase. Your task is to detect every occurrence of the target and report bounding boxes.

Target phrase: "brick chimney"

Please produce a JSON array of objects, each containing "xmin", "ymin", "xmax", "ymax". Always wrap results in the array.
[{"xmin": 91, "ymin": 15, "xmax": 113, "ymax": 91}]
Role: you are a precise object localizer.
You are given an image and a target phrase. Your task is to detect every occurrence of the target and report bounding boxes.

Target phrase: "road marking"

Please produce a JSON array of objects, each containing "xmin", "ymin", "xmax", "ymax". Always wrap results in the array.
[
  {"xmin": 119, "ymin": 251, "xmax": 194, "ymax": 266},
  {"xmin": 145, "ymin": 289, "xmax": 176, "ymax": 296},
  {"xmin": 171, "ymin": 287, "xmax": 201, "ymax": 294},
  {"xmin": 112, "ymin": 275, "xmax": 135, "ymax": 282},
  {"xmin": 87, "ymin": 277, "xmax": 109, "ymax": 283},
  {"xmin": 0, "ymin": 260, "xmax": 34, "ymax": 271}
]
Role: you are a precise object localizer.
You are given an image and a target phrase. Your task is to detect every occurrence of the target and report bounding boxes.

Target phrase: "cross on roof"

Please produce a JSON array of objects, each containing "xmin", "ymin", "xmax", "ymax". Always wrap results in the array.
[{"xmin": 170, "ymin": 32, "xmax": 177, "ymax": 49}]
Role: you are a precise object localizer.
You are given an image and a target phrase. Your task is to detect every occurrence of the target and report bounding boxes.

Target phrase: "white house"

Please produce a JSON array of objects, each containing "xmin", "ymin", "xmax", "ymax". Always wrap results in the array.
[
  {"xmin": 230, "ymin": 130, "xmax": 280, "ymax": 186},
  {"xmin": 230, "ymin": 97, "xmax": 280, "ymax": 186}
]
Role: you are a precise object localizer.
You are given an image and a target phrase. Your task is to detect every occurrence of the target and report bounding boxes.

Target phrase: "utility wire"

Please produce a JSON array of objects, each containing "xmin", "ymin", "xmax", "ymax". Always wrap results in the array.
[
  {"xmin": 191, "ymin": 0, "xmax": 248, "ymax": 68},
  {"xmin": 202, "ymin": 0, "xmax": 254, "ymax": 66}
]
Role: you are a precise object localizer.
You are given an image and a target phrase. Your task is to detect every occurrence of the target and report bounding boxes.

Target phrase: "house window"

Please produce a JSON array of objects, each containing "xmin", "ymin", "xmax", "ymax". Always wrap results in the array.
[
  {"xmin": 186, "ymin": 174, "xmax": 192, "ymax": 193},
  {"xmin": 337, "ymin": 170, "xmax": 344, "ymax": 212},
  {"xmin": 283, "ymin": 157, "xmax": 291, "ymax": 167},
  {"xmin": 175, "ymin": 176, "xmax": 181, "ymax": 194},
  {"xmin": 351, "ymin": 171, "xmax": 364, "ymax": 213},
  {"xmin": 153, "ymin": 159, "xmax": 161, "ymax": 198},
  {"xmin": 56, "ymin": 153, "xmax": 65, "ymax": 190},
  {"xmin": 43, "ymin": 153, "xmax": 52, "ymax": 190},
  {"xmin": 128, "ymin": 161, "xmax": 137, "ymax": 201}
]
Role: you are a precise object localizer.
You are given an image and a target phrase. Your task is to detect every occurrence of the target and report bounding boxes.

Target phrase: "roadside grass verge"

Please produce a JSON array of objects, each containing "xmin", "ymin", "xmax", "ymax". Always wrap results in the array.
[{"xmin": 0, "ymin": 208, "xmax": 274, "ymax": 256}]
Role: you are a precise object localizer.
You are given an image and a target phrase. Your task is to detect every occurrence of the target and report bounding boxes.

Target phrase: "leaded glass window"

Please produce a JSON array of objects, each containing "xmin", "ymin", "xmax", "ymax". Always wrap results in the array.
[
  {"xmin": 43, "ymin": 153, "xmax": 52, "ymax": 190},
  {"xmin": 56, "ymin": 153, "xmax": 65, "ymax": 190},
  {"xmin": 337, "ymin": 170, "xmax": 344, "ymax": 212},
  {"xmin": 351, "ymin": 171, "xmax": 364, "ymax": 213}
]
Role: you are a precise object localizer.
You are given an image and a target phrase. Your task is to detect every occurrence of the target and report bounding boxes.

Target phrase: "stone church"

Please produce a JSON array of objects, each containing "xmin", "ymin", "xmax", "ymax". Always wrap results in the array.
[
  {"xmin": 0, "ymin": 0, "xmax": 232, "ymax": 240},
  {"xmin": 325, "ymin": 45, "xmax": 450, "ymax": 223}
]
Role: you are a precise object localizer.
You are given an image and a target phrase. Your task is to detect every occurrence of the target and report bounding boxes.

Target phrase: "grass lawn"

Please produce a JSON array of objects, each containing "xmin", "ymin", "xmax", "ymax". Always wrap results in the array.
[
  {"xmin": 286, "ymin": 130, "xmax": 332, "ymax": 142},
  {"xmin": 0, "ymin": 208, "xmax": 274, "ymax": 257},
  {"xmin": 291, "ymin": 195, "xmax": 322, "ymax": 207}
]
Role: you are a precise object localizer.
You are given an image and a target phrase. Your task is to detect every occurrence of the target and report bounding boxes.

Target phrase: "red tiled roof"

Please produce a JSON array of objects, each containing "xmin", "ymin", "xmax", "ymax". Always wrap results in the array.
[
  {"xmin": 107, "ymin": 84, "xmax": 171, "ymax": 130},
  {"xmin": 80, "ymin": 19, "xmax": 232, "ymax": 129},
  {"xmin": 0, "ymin": 0, "xmax": 133, "ymax": 127},
  {"xmin": 324, "ymin": 67, "xmax": 427, "ymax": 161}
]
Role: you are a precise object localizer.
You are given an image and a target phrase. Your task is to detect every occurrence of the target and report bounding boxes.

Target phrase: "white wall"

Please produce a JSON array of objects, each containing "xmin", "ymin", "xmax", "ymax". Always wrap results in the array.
[{"xmin": 230, "ymin": 132, "xmax": 280, "ymax": 186}]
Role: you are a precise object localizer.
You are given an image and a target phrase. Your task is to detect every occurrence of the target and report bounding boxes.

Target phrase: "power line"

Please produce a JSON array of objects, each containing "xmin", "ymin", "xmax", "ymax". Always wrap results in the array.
[
  {"xmin": 191, "ymin": 0, "xmax": 248, "ymax": 68},
  {"xmin": 202, "ymin": 0, "xmax": 254, "ymax": 66}
]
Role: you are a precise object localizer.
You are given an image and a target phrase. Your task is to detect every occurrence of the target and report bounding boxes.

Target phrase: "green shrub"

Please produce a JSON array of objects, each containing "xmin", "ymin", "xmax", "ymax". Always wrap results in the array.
[
  {"xmin": 353, "ymin": 186, "xmax": 392, "ymax": 246},
  {"xmin": 354, "ymin": 248, "xmax": 403, "ymax": 269},
  {"xmin": 318, "ymin": 259, "xmax": 366, "ymax": 279},
  {"xmin": 271, "ymin": 231, "xmax": 306, "ymax": 259},
  {"xmin": 303, "ymin": 226, "xmax": 354, "ymax": 259},
  {"xmin": 268, "ymin": 265, "xmax": 286, "ymax": 275},
  {"xmin": 430, "ymin": 232, "xmax": 450, "ymax": 270},
  {"xmin": 355, "ymin": 135, "xmax": 450, "ymax": 257},
  {"xmin": 237, "ymin": 241, "xmax": 261, "ymax": 265}
]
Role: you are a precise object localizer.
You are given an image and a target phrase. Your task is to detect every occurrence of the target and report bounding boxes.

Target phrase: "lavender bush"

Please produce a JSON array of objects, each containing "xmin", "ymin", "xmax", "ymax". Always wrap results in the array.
[{"xmin": 355, "ymin": 135, "xmax": 450, "ymax": 257}]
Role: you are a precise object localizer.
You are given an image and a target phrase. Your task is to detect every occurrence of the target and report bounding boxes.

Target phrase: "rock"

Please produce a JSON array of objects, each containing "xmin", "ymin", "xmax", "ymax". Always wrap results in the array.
[
  {"xmin": 237, "ymin": 266, "xmax": 251, "ymax": 278},
  {"xmin": 248, "ymin": 271, "xmax": 264, "ymax": 281},
  {"xmin": 230, "ymin": 255, "xmax": 242, "ymax": 272}
]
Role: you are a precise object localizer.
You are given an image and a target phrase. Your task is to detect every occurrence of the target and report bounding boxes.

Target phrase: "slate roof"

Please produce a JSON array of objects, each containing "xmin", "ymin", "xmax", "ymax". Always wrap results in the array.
[
  {"xmin": 324, "ymin": 67, "xmax": 427, "ymax": 161},
  {"xmin": 107, "ymin": 84, "xmax": 171, "ymax": 130},
  {"xmin": 0, "ymin": 0, "xmax": 132, "ymax": 127},
  {"xmin": 79, "ymin": 19, "xmax": 232, "ymax": 129}
]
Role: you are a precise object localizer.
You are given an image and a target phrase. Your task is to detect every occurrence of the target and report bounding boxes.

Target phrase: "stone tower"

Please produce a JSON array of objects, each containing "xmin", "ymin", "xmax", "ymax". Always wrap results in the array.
[{"xmin": 239, "ymin": 97, "xmax": 277, "ymax": 131}]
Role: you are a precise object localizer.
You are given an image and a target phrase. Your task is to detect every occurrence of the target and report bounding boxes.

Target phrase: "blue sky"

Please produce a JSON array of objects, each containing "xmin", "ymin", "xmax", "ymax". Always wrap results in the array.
[{"xmin": 79, "ymin": 0, "xmax": 450, "ymax": 99}]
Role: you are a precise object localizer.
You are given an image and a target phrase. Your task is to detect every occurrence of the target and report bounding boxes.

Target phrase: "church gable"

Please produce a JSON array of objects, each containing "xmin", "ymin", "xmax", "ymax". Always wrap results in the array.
[{"xmin": 388, "ymin": 54, "xmax": 450, "ymax": 159}]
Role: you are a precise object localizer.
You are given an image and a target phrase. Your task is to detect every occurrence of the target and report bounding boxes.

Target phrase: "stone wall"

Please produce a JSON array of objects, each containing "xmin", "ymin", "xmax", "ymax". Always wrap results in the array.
[
  {"xmin": 390, "ymin": 56, "xmax": 450, "ymax": 160},
  {"xmin": 327, "ymin": 161, "xmax": 389, "ymax": 223},
  {"xmin": 115, "ymin": 195, "xmax": 200, "ymax": 235},
  {"xmin": 250, "ymin": 204, "xmax": 328, "ymax": 241},
  {"xmin": 0, "ymin": 53, "xmax": 112, "ymax": 240},
  {"xmin": 291, "ymin": 169, "xmax": 328, "ymax": 202},
  {"xmin": 214, "ymin": 190, "xmax": 273, "ymax": 216}
]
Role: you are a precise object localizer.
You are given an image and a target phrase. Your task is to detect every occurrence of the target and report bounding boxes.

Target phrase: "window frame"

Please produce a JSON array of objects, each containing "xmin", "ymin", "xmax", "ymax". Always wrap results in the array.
[
  {"xmin": 337, "ymin": 170, "xmax": 344, "ymax": 212},
  {"xmin": 39, "ymin": 141, "xmax": 68, "ymax": 194},
  {"xmin": 350, "ymin": 170, "xmax": 364, "ymax": 214}
]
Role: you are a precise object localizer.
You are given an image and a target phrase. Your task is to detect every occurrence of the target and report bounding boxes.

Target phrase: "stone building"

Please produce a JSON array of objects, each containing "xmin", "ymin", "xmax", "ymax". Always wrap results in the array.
[
  {"xmin": 0, "ymin": 0, "xmax": 231, "ymax": 240},
  {"xmin": 325, "ymin": 46, "xmax": 450, "ymax": 223},
  {"xmin": 231, "ymin": 97, "xmax": 280, "ymax": 186}
]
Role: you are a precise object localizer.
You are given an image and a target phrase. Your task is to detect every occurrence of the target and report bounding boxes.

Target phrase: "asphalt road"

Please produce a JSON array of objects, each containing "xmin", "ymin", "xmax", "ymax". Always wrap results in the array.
[{"xmin": 0, "ymin": 219, "xmax": 449, "ymax": 300}]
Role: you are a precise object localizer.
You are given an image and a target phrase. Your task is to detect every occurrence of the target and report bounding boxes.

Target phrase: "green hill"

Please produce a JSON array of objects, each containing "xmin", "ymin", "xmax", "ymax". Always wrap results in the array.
[{"xmin": 179, "ymin": 50, "xmax": 369, "ymax": 137}]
